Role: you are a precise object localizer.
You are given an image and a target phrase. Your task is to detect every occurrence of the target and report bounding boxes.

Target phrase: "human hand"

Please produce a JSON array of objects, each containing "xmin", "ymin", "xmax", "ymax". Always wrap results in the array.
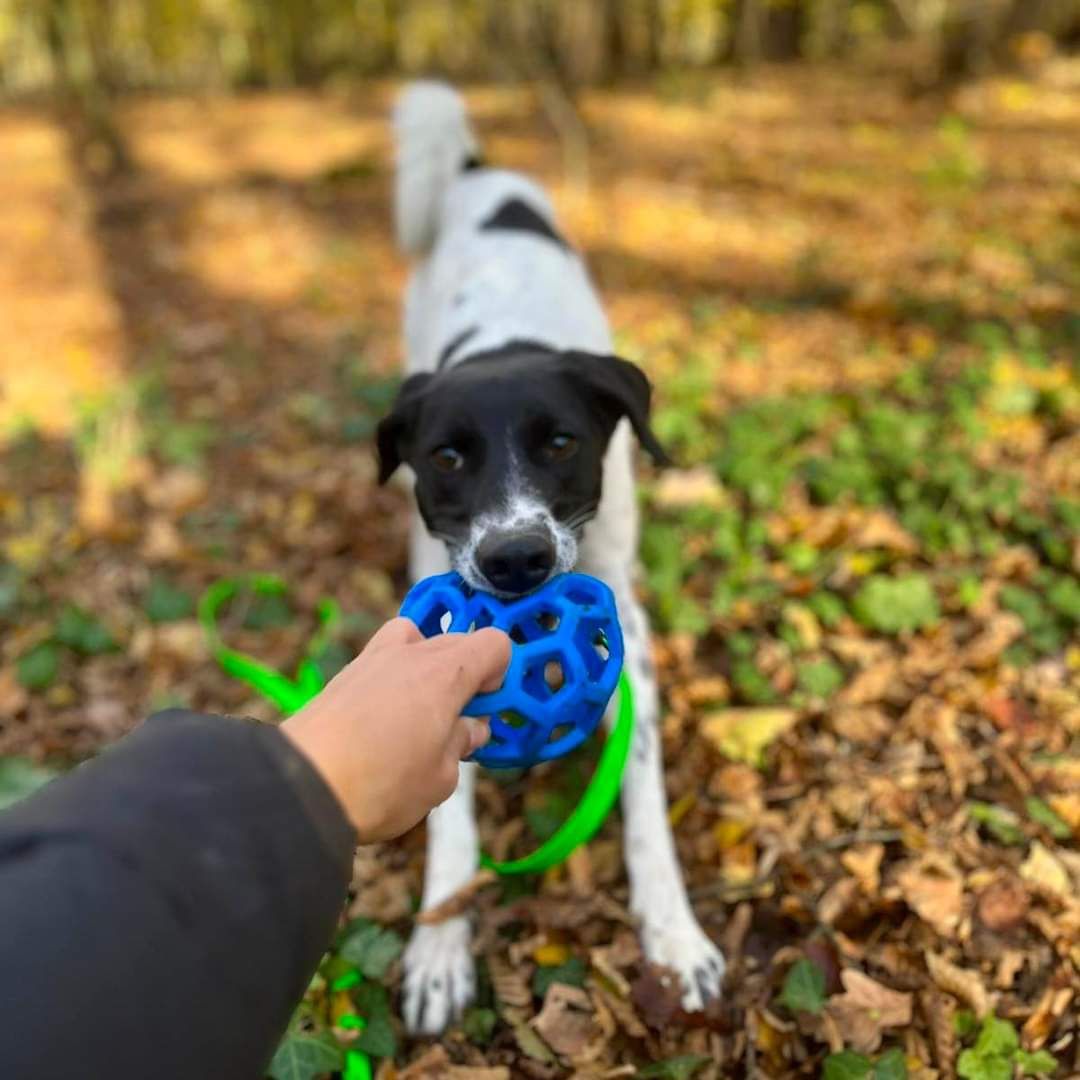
[{"xmin": 280, "ymin": 618, "xmax": 510, "ymax": 843}]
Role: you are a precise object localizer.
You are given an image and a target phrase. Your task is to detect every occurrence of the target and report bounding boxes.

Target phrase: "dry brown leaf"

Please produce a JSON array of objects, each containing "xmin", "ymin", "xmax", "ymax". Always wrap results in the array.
[
  {"xmin": 818, "ymin": 877, "xmax": 860, "ymax": 926},
  {"xmin": 848, "ymin": 510, "xmax": 918, "ymax": 555},
  {"xmin": 651, "ymin": 466, "xmax": 727, "ymax": 509},
  {"xmin": 839, "ymin": 660, "xmax": 900, "ymax": 707},
  {"xmin": 826, "ymin": 969, "xmax": 913, "ymax": 1053},
  {"xmin": 960, "ymin": 614, "xmax": 1023, "ymax": 668},
  {"xmin": 1019, "ymin": 841, "xmax": 1071, "ymax": 898},
  {"xmin": 896, "ymin": 857, "xmax": 964, "ymax": 935},
  {"xmin": 487, "ymin": 952, "xmax": 532, "ymax": 1009},
  {"xmin": 1021, "ymin": 984, "xmax": 1074, "ymax": 1047},
  {"xmin": 531, "ymin": 984, "xmax": 604, "ymax": 1061},
  {"xmin": 975, "ymin": 874, "xmax": 1029, "ymax": 933},
  {"xmin": 919, "ymin": 987, "xmax": 958, "ymax": 1079},
  {"xmin": 829, "ymin": 705, "xmax": 893, "ymax": 744},
  {"xmin": 994, "ymin": 949, "xmax": 1025, "ymax": 989},
  {"xmin": 842, "ymin": 843, "xmax": 885, "ymax": 896},
  {"xmin": 924, "ymin": 951, "xmax": 993, "ymax": 1018}
]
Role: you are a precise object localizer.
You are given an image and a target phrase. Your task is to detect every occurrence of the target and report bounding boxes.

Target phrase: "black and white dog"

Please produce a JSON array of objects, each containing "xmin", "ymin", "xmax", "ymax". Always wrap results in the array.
[{"xmin": 378, "ymin": 82, "xmax": 725, "ymax": 1035}]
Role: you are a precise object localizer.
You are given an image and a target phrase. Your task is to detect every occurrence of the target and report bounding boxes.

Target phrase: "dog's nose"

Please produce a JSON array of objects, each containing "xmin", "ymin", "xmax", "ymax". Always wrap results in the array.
[{"xmin": 477, "ymin": 533, "xmax": 556, "ymax": 595}]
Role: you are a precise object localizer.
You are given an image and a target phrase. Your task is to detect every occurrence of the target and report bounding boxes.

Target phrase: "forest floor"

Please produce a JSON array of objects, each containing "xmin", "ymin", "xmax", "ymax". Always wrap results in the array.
[{"xmin": 0, "ymin": 64, "xmax": 1078, "ymax": 1080}]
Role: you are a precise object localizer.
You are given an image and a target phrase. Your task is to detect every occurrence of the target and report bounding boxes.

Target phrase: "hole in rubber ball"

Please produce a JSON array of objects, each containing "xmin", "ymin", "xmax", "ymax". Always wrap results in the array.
[
  {"xmin": 543, "ymin": 660, "xmax": 565, "ymax": 692},
  {"xmin": 439, "ymin": 610, "xmax": 453, "ymax": 633},
  {"xmin": 593, "ymin": 632, "xmax": 610, "ymax": 662},
  {"xmin": 498, "ymin": 711, "xmax": 528, "ymax": 729},
  {"xmin": 547, "ymin": 723, "xmax": 572, "ymax": 744},
  {"xmin": 535, "ymin": 610, "xmax": 560, "ymax": 633},
  {"xmin": 509, "ymin": 625, "xmax": 529, "ymax": 645}
]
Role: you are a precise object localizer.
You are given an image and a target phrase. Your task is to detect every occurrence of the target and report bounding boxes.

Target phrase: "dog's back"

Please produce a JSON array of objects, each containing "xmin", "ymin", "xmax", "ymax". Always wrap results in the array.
[{"xmin": 393, "ymin": 82, "xmax": 611, "ymax": 373}]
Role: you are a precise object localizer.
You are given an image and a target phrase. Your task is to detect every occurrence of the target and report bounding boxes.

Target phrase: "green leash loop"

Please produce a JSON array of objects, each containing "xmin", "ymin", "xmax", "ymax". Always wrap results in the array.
[
  {"xmin": 198, "ymin": 577, "xmax": 632, "ymax": 876},
  {"xmin": 480, "ymin": 672, "xmax": 632, "ymax": 875},
  {"xmin": 198, "ymin": 575, "xmax": 340, "ymax": 715}
]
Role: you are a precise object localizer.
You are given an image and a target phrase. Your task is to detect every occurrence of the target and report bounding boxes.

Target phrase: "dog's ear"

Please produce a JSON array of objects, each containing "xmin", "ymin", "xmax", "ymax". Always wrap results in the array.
[
  {"xmin": 561, "ymin": 352, "xmax": 672, "ymax": 466},
  {"xmin": 375, "ymin": 373, "xmax": 434, "ymax": 484}
]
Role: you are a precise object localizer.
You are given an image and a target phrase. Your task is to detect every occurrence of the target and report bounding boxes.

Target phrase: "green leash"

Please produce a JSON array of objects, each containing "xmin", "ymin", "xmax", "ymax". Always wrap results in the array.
[{"xmin": 199, "ymin": 575, "xmax": 632, "ymax": 877}]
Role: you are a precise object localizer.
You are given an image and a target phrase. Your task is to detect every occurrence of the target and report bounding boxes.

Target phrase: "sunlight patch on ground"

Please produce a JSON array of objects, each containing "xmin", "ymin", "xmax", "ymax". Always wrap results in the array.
[
  {"xmin": 0, "ymin": 112, "xmax": 123, "ymax": 440},
  {"xmin": 120, "ymin": 92, "xmax": 386, "ymax": 185}
]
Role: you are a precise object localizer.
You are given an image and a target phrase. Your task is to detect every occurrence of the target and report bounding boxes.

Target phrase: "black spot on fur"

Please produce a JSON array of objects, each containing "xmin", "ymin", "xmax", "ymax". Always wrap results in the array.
[
  {"xmin": 437, "ymin": 326, "xmax": 479, "ymax": 370},
  {"xmin": 462, "ymin": 154, "xmax": 485, "ymax": 172},
  {"xmin": 481, "ymin": 197, "xmax": 569, "ymax": 250}
]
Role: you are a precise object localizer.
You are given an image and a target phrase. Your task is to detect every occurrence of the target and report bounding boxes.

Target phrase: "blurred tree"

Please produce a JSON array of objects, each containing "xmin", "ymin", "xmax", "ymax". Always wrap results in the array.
[{"xmin": 1, "ymin": 0, "xmax": 1078, "ymax": 95}]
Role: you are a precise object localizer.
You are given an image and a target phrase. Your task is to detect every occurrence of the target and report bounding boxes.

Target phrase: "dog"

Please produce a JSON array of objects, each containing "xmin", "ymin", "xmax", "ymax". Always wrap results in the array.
[{"xmin": 377, "ymin": 82, "xmax": 725, "ymax": 1035}]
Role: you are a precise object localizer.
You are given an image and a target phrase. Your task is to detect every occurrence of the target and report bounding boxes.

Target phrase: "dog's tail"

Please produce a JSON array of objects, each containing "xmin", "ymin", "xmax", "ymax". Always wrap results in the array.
[{"xmin": 393, "ymin": 81, "xmax": 479, "ymax": 256}]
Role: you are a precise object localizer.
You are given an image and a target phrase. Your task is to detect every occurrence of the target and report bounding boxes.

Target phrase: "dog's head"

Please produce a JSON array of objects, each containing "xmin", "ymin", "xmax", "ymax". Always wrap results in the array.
[{"xmin": 377, "ymin": 344, "xmax": 669, "ymax": 596}]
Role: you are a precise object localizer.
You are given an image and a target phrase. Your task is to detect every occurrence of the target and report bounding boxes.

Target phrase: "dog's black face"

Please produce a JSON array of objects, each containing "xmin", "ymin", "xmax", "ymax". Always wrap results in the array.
[{"xmin": 377, "ymin": 344, "xmax": 668, "ymax": 595}]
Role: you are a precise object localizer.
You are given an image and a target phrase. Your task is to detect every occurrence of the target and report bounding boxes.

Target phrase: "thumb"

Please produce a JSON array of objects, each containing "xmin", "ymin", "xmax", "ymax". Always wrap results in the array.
[{"xmin": 433, "ymin": 628, "xmax": 512, "ymax": 714}]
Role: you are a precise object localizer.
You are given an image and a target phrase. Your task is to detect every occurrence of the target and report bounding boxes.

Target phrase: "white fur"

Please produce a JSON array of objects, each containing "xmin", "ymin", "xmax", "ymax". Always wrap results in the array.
[
  {"xmin": 393, "ymin": 82, "xmax": 725, "ymax": 1033},
  {"xmin": 454, "ymin": 461, "xmax": 578, "ymax": 594}
]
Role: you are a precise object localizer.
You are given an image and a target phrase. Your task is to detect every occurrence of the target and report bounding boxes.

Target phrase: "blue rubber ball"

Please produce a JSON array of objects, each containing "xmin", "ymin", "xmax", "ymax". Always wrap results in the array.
[{"xmin": 399, "ymin": 572, "xmax": 624, "ymax": 768}]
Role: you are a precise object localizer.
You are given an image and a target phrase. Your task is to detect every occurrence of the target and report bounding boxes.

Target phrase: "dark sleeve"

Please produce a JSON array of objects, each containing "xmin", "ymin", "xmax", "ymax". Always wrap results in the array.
[{"xmin": 0, "ymin": 709, "xmax": 356, "ymax": 1080}]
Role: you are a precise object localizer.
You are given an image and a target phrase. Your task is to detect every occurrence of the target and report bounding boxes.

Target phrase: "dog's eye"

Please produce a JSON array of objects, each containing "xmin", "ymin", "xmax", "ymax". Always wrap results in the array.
[
  {"xmin": 544, "ymin": 434, "xmax": 579, "ymax": 462},
  {"xmin": 430, "ymin": 446, "xmax": 465, "ymax": 473}
]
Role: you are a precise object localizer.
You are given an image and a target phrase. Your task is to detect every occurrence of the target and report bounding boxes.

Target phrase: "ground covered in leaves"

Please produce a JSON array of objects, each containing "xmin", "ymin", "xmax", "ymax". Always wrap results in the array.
[{"xmin": 1, "ymin": 64, "xmax": 1079, "ymax": 1079}]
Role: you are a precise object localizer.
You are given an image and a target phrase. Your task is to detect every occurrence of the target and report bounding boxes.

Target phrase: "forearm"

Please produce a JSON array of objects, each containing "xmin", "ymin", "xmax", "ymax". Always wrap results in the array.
[{"xmin": 0, "ymin": 710, "xmax": 356, "ymax": 1080}]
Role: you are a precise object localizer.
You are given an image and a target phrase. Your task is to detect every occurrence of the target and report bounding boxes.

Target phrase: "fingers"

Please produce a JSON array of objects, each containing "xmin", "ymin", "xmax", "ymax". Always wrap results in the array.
[
  {"xmin": 462, "ymin": 716, "xmax": 490, "ymax": 755},
  {"xmin": 364, "ymin": 617, "xmax": 423, "ymax": 653}
]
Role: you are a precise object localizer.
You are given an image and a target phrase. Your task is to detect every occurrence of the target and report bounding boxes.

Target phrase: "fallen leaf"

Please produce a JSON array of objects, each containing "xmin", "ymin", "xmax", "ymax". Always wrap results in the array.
[
  {"xmin": 896, "ymin": 856, "xmax": 964, "ymax": 935},
  {"xmin": 700, "ymin": 707, "xmax": 800, "ymax": 766},
  {"xmin": 975, "ymin": 875, "xmax": 1029, "ymax": 933},
  {"xmin": 531, "ymin": 984, "xmax": 602, "ymax": 1060},
  {"xmin": 631, "ymin": 967, "xmax": 684, "ymax": 1030},
  {"xmin": 842, "ymin": 843, "xmax": 884, "ymax": 896},
  {"xmin": 825, "ymin": 969, "xmax": 913, "ymax": 1054},
  {"xmin": 838, "ymin": 660, "xmax": 900, "ymax": 706},
  {"xmin": 925, "ymin": 951, "xmax": 993, "ymax": 1018},
  {"xmin": 848, "ymin": 511, "xmax": 918, "ymax": 555},
  {"xmin": 1019, "ymin": 841, "xmax": 1071, "ymax": 898},
  {"xmin": 651, "ymin": 467, "xmax": 727, "ymax": 509}
]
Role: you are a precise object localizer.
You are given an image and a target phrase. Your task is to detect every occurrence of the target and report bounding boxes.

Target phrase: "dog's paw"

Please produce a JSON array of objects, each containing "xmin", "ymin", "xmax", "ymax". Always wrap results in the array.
[
  {"xmin": 402, "ymin": 917, "xmax": 476, "ymax": 1035},
  {"xmin": 641, "ymin": 915, "xmax": 726, "ymax": 1012}
]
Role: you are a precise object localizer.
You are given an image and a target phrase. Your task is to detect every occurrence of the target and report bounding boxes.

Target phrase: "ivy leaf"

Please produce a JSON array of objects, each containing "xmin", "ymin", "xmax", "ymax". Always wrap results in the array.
[
  {"xmin": 874, "ymin": 1048, "xmax": 909, "ymax": 1080},
  {"xmin": 267, "ymin": 1032, "xmax": 344, "ymax": 1080},
  {"xmin": 973, "ymin": 1016, "xmax": 1019, "ymax": 1058},
  {"xmin": 823, "ymin": 1050, "xmax": 874, "ymax": 1080},
  {"xmin": 462, "ymin": 1006, "xmax": 498, "ymax": 1046},
  {"xmin": 337, "ymin": 920, "xmax": 403, "ymax": 980},
  {"xmin": 851, "ymin": 574, "xmax": 940, "ymax": 635},
  {"xmin": 0, "ymin": 757, "xmax": 58, "ymax": 810},
  {"xmin": 531, "ymin": 955, "xmax": 586, "ymax": 998},
  {"xmin": 143, "ymin": 577, "xmax": 195, "ymax": 623},
  {"xmin": 779, "ymin": 957, "xmax": 826, "ymax": 1015},
  {"xmin": 1025, "ymin": 796, "xmax": 1072, "ymax": 840},
  {"xmin": 17, "ymin": 641, "xmax": 60, "ymax": 690},
  {"xmin": 54, "ymin": 605, "xmax": 116, "ymax": 655},
  {"xmin": 639, "ymin": 1054, "xmax": 712, "ymax": 1079},
  {"xmin": 1015, "ymin": 1049, "xmax": 1059, "ymax": 1076},
  {"xmin": 352, "ymin": 982, "xmax": 396, "ymax": 1058},
  {"xmin": 957, "ymin": 1049, "xmax": 1012, "ymax": 1080}
]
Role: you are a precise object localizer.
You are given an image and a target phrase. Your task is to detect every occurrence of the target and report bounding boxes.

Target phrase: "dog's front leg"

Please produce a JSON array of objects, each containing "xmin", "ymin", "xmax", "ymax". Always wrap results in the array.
[
  {"xmin": 402, "ymin": 763, "xmax": 479, "ymax": 1034},
  {"xmin": 401, "ymin": 519, "xmax": 479, "ymax": 1034},
  {"xmin": 607, "ymin": 575, "xmax": 726, "ymax": 1010}
]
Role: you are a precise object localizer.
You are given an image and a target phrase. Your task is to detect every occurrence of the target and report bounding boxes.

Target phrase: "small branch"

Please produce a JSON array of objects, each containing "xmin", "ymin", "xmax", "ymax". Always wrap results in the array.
[{"xmin": 414, "ymin": 869, "xmax": 498, "ymax": 925}]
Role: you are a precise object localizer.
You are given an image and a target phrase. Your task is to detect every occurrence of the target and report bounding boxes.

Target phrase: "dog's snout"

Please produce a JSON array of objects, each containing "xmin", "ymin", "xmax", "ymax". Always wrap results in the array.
[{"xmin": 477, "ymin": 532, "xmax": 555, "ymax": 595}]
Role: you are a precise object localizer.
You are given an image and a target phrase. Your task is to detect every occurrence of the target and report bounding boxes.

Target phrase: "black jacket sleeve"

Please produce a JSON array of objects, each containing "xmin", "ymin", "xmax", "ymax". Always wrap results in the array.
[{"xmin": 0, "ymin": 709, "xmax": 357, "ymax": 1080}]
